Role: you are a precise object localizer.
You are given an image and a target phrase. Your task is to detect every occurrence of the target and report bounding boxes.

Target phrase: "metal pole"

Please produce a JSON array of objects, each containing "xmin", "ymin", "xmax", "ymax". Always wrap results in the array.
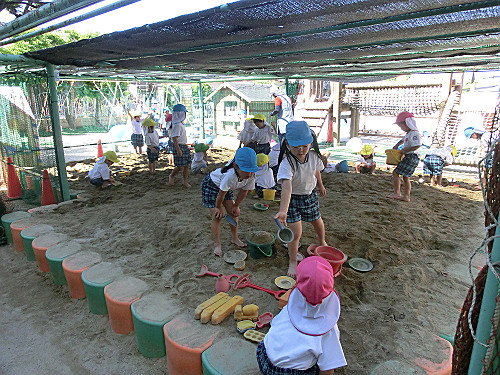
[
  {"xmin": 0, "ymin": 0, "xmax": 105, "ymax": 40},
  {"xmin": 198, "ymin": 82, "xmax": 205, "ymax": 139},
  {"xmin": 46, "ymin": 63, "xmax": 70, "ymax": 202},
  {"xmin": 285, "ymin": 77, "xmax": 289, "ymax": 96},
  {"xmin": 468, "ymin": 216, "xmax": 500, "ymax": 375},
  {"xmin": 0, "ymin": 0, "xmax": 141, "ymax": 47}
]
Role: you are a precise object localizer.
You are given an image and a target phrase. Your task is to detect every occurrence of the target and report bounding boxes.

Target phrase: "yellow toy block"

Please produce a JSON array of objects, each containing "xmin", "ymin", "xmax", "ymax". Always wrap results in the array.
[
  {"xmin": 211, "ymin": 295, "xmax": 244, "ymax": 325},
  {"xmin": 200, "ymin": 295, "xmax": 231, "ymax": 324},
  {"xmin": 234, "ymin": 304, "xmax": 259, "ymax": 321},
  {"xmin": 194, "ymin": 292, "xmax": 228, "ymax": 320}
]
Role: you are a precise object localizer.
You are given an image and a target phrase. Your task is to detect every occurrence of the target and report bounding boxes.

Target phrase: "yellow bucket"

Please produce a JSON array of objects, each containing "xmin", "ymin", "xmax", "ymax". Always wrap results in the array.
[
  {"xmin": 385, "ymin": 149, "xmax": 403, "ymax": 165},
  {"xmin": 263, "ymin": 189, "xmax": 276, "ymax": 201},
  {"xmin": 249, "ymin": 189, "xmax": 256, "ymax": 196}
]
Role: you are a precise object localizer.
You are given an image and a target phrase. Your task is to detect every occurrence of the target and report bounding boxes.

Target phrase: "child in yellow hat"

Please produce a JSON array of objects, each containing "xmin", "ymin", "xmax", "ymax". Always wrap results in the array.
[
  {"xmin": 143, "ymin": 118, "xmax": 160, "ymax": 174},
  {"xmin": 244, "ymin": 114, "xmax": 276, "ymax": 155},
  {"xmin": 88, "ymin": 151, "xmax": 120, "ymax": 189},
  {"xmin": 255, "ymin": 153, "xmax": 276, "ymax": 198},
  {"xmin": 356, "ymin": 145, "xmax": 376, "ymax": 173}
]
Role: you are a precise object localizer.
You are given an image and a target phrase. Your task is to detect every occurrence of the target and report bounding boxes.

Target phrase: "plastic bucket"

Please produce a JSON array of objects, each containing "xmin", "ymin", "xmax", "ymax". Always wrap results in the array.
[
  {"xmin": 314, "ymin": 246, "xmax": 347, "ymax": 275},
  {"xmin": 385, "ymin": 149, "xmax": 402, "ymax": 165},
  {"xmin": 246, "ymin": 232, "xmax": 275, "ymax": 259},
  {"xmin": 262, "ymin": 189, "xmax": 276, "ymax": 201}
]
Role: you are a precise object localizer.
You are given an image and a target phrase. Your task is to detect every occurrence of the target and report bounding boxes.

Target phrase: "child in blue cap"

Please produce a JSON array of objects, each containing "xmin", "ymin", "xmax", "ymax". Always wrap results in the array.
[
  {"xmin": 201, "ymin": 147, "xmax": 258, "ymax": 257},
  {"xmin": 169, "ymin": 104, "xmax": 192, "ymax": 188},
  {"xmin": 275, "ymin": 121, "xmax": 327, "ymax": 277}
]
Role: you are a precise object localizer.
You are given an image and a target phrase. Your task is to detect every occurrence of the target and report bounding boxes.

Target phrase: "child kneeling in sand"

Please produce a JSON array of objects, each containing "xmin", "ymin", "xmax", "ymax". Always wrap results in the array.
[
  {"xmin": 191, "ymin": 143, "xmax": 209, "ymax": 174},
  {"xmin": 255, "ymin": 153, "xmax": 276, "ymax": 198},
  {"xmin": 88, "ymin": 151, "xmax": 119, "ymax": 189},
  {"xmin": 275, "ymin": 121, "xmax": 327, "ymax": 277},
  {"xmin": 257, "ymin": 256, "xmax": 347, "ymax": 375},
  {"xmin": 201, "ymin": 147, "xmax": 258, "ymax": 257},
  {"xmin": 356, "ymin": 145, "xmax": 376, "ymax": 173},
  {"xmin": 387, "ymin": 111, "xmax": 421, "ymax": 202}
]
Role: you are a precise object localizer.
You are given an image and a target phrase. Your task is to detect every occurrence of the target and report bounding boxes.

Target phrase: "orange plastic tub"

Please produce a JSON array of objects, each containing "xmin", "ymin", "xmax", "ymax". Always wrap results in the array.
[
  {"xmin": 10, "ymin": 218, "xmax": 36, "ymax": 252},
  {"xmin": 104, "ymin": 276, "xmax": 148, "ymax": 334},
  {"xmin": 415, "ymin": 335, "xmax": 453, "ymax": 375},
  {"xmin": 314, "ymin": 246, "xmax": 347, "ymax": 276},
  {"xmin": 62, "ymin": 251, "xmax": 102, "ymax": 299},
  {"xmin": 163, "ymin": 314, "xmax": 218, "ymax": 375},
  {"xmin": 32, "ymin": 233, "xmax": 69, "ymax": 272}
]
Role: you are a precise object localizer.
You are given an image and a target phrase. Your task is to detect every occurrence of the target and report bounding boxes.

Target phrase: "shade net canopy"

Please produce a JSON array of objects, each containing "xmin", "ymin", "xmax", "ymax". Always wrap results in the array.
[{"xmin": 18, "ymin": 0, "xmax": 500, "ymax": 82}]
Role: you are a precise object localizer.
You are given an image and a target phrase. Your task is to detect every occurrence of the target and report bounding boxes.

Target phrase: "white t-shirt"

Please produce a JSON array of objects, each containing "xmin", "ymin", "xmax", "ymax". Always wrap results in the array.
[
  {"xmin": 356, "ymin": 155, "xmax": 374, "ymax": 165},
  {"xmin": 277, "ymin": 152, "xmax": 324, "ymax": 195},
  {"xmin": 171, "ymin": 122, "xmax": 187, "ymax": 144},
  {"xmin": 191, "ymin": 151, "xmax": 207, "ymax": 169},
  {"xmin": 255, "ymin": 164, "xmax": 276, "ymax": 188},
  {"xmin": 210, "ymin": 168, "xmax": 255, "ymax": 191},
  {"xmin": 88, "ymin": 156, "xmax": 111, "ymax": 180},
  {"xmin": 480, "ymin": 131, "xmax": 497, "ymax": 154},
  {"xmin": 251, "ymin": 123, "xmax": 274, "ymax": 144},
  {"xmin": 238, "ymin": 120, "xmax": 257, "ymax": 144},
  {"xmin": 158, "ymin": 115, "xmax": 166, "ymax": 129},
  {"xmin": 131, "ymin": 119, "xmax": 143, "ymax": 135},
  {"xmin": 401, "ymin": 130, "xmax": 421, "ymax": 156},
  {"xmin": 145, "ymin": 131, "xmax": 160, "ymax": 147},
  {"xmin": 269, "ymin": 143, "xmax": 280, "ymax": 168},
  {"xmin": 263, "ymin": 305, "xmax": 347, "ymax": 371}
]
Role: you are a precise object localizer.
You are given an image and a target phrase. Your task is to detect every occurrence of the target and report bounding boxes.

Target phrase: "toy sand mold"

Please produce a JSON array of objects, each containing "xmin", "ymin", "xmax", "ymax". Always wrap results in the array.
[{"xmin": 245, "ymin": 231, "xmax": 276, "ymax": 259}]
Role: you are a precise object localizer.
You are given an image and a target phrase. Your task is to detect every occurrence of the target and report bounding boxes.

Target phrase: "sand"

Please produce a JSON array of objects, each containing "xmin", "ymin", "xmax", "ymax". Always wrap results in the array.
[{"xmin": 0, "ymin": 148, "xmax": 486, "ymax": 374}]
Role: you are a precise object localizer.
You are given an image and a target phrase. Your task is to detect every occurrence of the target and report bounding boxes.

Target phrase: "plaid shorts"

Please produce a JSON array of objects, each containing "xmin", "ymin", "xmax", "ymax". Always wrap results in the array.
[
  {"xmin": 131, "ymin": 133, "xmax": 144, "ymax": 147},
  {"xmin": 173, "ymin": 144, "xmax": 191, "ymax": 166},
  {"xmin": 287, "ymin": 192, "xmax": 321, "ymax": 223},
  {"xmin": 256, "ymin": 342, "xmax": 320, "ymax": 375},
  {"xmin": 423, "ymin": 155, "xmax": 444, "ymax": 175},
  {"xmin": 147, "ymin": 146, "xmax": 160, "ymax": 163},
  {"xmin": 256, "ymin": 142, "xmax": 271, "ymax": 155},
  {"xmin": 394, "ymin": 153, "xmax": 419, "ymax": 177},
  {"xmin": 201, "ymin": 174, "xmax": 235, "ymax": 208}
]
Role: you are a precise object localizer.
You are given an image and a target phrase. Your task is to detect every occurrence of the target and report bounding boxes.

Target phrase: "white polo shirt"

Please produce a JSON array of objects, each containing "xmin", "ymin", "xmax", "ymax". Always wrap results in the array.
[
  {"xmin": 210, "ymin": 168, "xmax": 255, "ymax": 191},
  {"xmin": 171, "ymin": 122, "xmax": 187, "ymax": 144},
  {"xmin": 251, "ymin": 123, "xmax": 274, "ymax": 144},
  {"xmin": 255, "ymin": 164, "xmax": 275, "ymax": 188},
  {"xmin": 145, "ymin": 131, "xmax": 160, "ymax": 147},
  {"xmin": 401, "ymin": 130, "xmax": 421, "ymax": 156},
  {"xmin": 277, "ymin": 152, "xmax": 324, "ymax": 195},
  {"xmin": 88, "ymin": 156, "xmax": 111, "ymax": 180},
  {"xmin": 131, "ymin": 119, "xmax": 143, "ymax": 135}
]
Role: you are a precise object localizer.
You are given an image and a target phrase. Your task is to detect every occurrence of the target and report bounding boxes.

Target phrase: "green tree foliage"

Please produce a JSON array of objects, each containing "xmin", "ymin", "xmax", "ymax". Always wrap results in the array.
[
  {"xmin": 0, "ymin": 29, "xmax": 98, "ymax": 54},
  {"xmin": 191, "ymin": 83, "xmax": 213, "ymax": 105}
]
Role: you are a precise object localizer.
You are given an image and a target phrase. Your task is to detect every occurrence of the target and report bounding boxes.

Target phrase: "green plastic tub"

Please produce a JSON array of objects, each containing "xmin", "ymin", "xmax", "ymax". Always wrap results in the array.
[
  {"xmin": 46, "ymin": 240, "xmax": 83, "ymax": 285},
  {"xmin": 1, "ymin": 211, "xmax": 31, "ymax": 244},
  {"xmin": 81, "ymin": 262, "xmax": 123, "ymax": 315},
  {"xmin": 246, "ymin": 231, "xmax": 275, "ymax": 259},
  {"xmin": 20, "ymin": 224, "xmax": 54, "ymax": 261},
  {"xmin": 202, "ymin": 336, "xmax": 261, "ymax": 374}
]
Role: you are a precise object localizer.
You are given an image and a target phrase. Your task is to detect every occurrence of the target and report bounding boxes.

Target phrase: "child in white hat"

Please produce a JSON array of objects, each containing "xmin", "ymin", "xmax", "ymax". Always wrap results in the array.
[{"xmin": 257, "ymin": 256, "xmax": 347, "ymax": 374}]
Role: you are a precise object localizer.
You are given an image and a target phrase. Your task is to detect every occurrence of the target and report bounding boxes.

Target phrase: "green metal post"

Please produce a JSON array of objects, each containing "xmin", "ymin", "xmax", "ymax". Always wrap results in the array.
[
  {"xmin": 198, "ymin": 82, "xmax": 205, "ymax": 139},
  {"xmin": 468, "ymin": 215, "xmax": 500, "ymax": 375},
  {"xmin": 46, "ymin": 63, "xmax": 70, "ymax": 202},
  {"xmin": 285, "ymin": 77, "xmax": 290, "ymax": 96}
]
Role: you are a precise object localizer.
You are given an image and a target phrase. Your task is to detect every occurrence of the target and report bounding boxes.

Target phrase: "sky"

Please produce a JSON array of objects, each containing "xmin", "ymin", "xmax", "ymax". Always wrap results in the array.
[{"xmin": 0, "ymin": 0, "xmax": 233, "ymax": 35}]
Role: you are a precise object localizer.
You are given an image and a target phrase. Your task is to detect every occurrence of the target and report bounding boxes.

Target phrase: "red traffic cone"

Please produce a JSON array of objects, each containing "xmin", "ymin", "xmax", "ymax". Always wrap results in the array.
[
  {"xmin": 6, "ymin": 157, "xmax": 21, "ymax": 199},
  {"xmin": 41, "ymin": 170, "xmax": 57, "ymax": 206},
  {"xmin": 97, "ymin": 139, "xmax": 104, "ymax": 158}
]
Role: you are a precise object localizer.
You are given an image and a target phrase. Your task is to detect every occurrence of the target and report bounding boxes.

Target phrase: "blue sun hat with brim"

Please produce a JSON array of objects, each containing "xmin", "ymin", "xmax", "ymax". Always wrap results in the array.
[
  {"xmin": 337, "ymin": 160, "xmax": 349, "ymax": 173},
  {"xmin": 464, "ymin": 127, "xmax": 485, "ymax": 139},
  {"xmin": 286, "ymin": 121, "xmax": 313, "ymax": 147},
  {"xmin": 234, "ymin": 147, "xmax": 258, "ymax": 173},
  {"xmin": 172, "ymin": 104, "xmax": 188, "ymax": 112}
]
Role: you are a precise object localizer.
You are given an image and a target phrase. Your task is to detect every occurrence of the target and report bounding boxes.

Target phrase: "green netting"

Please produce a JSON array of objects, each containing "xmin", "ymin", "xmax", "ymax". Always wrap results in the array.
[{"xmin": 0, "ymin": 73, "xmax": 61, "ymax": 205}]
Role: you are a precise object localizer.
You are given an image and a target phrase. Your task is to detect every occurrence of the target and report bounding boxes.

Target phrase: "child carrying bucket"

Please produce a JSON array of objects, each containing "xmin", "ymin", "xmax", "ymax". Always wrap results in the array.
[
  {"xmin": 201, "ymin": 147, "xmax": 258, "ymax": 257},
  {"xmin": 275, "ymin": 121, "xmax": 327, "ymax": 278},
  {"xmin": 255, "ymin": 153, "xmax": 276, "ymax": 198},
  {"xmin": 387, "ymin": 111, "xmax": 421, "ymax": 202},
  {"xmin": 257, "ymin": 256, "xmax": 347, "ymax": 374}
]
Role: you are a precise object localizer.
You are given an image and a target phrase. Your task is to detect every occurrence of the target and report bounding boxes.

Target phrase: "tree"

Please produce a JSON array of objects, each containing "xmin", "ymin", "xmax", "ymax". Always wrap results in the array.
[{"xmin": 0, "ymin": 0, "xmax": 49, "ymax": 18}]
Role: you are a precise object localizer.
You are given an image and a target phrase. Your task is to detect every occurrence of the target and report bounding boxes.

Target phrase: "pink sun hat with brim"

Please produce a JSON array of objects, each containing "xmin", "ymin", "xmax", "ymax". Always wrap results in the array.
[
  {"xmin": 287, "ymin": 256, "xmax": 340, "ymax": 336},
  {"xmin": 394, "ymin": 111, "xmax": 414, "ymax": 124}
]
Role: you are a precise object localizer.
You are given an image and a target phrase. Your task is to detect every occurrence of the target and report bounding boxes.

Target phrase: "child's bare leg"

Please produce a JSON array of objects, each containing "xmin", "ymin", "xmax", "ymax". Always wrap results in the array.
[
  {"xmin": 223, "ymin": 200, "xmax": 246, "ymax": 247},
  {"xmin": 210, "ymin": 208, "xmax": 223, "ymax": 257},
  {"xmin": 430, "ymin": 175, "xmax": 436, "ymax": 186},
  {"xmin": 169, "ymin": 166, "xmax": 181, "ymax": 185},
  {"xmin": 387, "ymin": 171, "xmax": 402, "ymax": 198},
  {"xmin": 287, "ymin": 221, "xmax": 302, "ymax": 278},
  {"xmin": 311, "ymin": 217, "xmax": 327, "ymax": 246},
  {"xmin": 182, "ymin": 165, "xmax": 191, "ymax": 188},
  {"xmin": 395, "ymin": 176, "xmax": 411, "ymax": 202},
  {"xmin": 436, "ymin": 175, "xmax": 443, "ymax": 187},
  {"xmin": 138, "ymin": 146, "xmax": 142, "ymax": 154},
  {"xmin": 369, "ymin": 163, "xmax": 376, "ymax": 173}
]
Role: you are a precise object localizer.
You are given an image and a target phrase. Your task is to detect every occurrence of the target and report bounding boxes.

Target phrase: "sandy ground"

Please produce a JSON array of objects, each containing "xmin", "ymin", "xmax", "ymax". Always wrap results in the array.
[{"xmin": 0, "ymin": 148, "xmax": 486, "ymax": 375}]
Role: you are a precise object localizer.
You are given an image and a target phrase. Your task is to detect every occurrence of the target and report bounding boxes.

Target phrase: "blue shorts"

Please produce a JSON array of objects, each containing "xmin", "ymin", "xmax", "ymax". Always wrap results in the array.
[
  {"xmin": 131, "ymin": 133, "xmax": 144, "ymax": 147},
  {"xmin": 147, "ymin": 146, "xmax": 160, "ymax": 163},
  {"xmin": 256, "ymin": 143, "xmax": 271, "ymax": 155},
  {"xmin": 394, "ymin": 153, "xmax": 419, "ymax": 177},
  {"xmin": 173, "ymin": 144, "xmax": 191, "ymax": 167},
  {"xmin": 287, "ymin": 192, "xmax": 321, "ymax": 223},
  {"xmin": 89, "ymin": 177, "xmax": 104, "ymax": 186},
  {"xmin": 423, "ymin": 155, "xmax": 444, "ymax": 175},
  {"xmin": 256, "ymin": 342, "xmax": 320, "ymax": 375},
  {"xmin": 201, "ymin": 174, "xmax": 235, "ymax": 208}
]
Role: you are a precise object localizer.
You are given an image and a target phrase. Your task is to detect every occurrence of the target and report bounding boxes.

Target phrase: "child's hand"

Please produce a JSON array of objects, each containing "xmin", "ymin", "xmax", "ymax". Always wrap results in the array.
[
  {"xmin": 318, "ymin": 185, "xmax": 326, "ymax": 197},
  {"xmin": 274, "ymin": 211, "xmax": 287, "ymax": 227},
  {"xmin": 231, "ymin": 206, "xmax": 241, "ymax": 218},
  {"xmin": 214, "ymin": 207, "xmax": 224, "ymax": 220},
  {"xmin": 177, "ymin": 149, "xmax": 182, "ymax": 157}
]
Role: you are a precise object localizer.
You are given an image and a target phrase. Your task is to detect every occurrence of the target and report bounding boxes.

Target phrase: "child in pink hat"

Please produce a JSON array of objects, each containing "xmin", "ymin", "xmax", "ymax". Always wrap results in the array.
[
  {"xmin": 256, "ymin": 256, "xmax": 347, "ymax": 374},
  {"xmin": 387, "ymin": 111, "xmax": 421, "ymax": 202}
]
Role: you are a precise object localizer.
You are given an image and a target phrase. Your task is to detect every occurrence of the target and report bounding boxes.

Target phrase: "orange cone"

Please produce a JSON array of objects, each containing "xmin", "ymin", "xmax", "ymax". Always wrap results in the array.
[
  {"xmin": 6, "ymin": 157, "xmax": 21, "ymax": 199},
  {"xmin": 41, "ymin": 170, "xmax": 57, "ymax": 206},
  {"xmin": 97, "ymin": 139, "xmax": 104, "ymax": 158}
]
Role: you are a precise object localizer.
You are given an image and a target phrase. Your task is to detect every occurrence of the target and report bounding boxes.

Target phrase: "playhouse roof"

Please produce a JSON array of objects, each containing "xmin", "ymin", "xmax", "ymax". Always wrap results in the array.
[
  {"xmin": 205, "ymin": 82, "xmax": 274, "ymax": 102},
  {"xmin": 14, "ymin": 0, "xmax": 500, "ymax": 82}
]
